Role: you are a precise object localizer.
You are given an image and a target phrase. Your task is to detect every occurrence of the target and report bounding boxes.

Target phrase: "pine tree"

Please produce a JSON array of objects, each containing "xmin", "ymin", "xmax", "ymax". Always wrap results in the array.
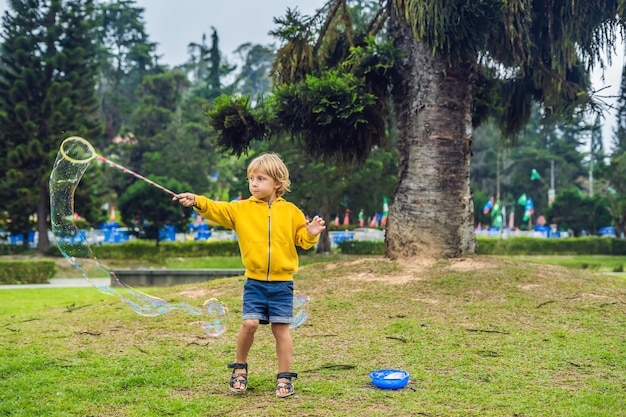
[
  {"xmin": 0, "ymin": 0, "xmax": 102, "ymax": 252},
  {"xmin": 96, "ymin": 0, "xmax": 159, "ymax": 142}
]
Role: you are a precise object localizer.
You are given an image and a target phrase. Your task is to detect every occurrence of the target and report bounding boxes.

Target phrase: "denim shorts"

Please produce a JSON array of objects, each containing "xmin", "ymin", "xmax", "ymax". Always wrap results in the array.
[{"xmin": 242, "ymin": 278, "xmax": 294, "ymax": 324}]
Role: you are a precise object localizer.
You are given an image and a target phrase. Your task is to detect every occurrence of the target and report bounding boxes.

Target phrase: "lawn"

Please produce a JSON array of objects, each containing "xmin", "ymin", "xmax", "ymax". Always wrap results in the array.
[
  {"xmin": 1, "ymin": 255, "xmax": 625, "ymax": 416},
  {"xmin": 499, "ymin": 255, "xmax": 626, "ymax": 273}
]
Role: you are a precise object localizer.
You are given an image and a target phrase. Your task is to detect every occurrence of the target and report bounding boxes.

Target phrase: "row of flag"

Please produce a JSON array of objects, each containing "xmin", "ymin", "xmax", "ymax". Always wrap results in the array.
[
  {"xmin": 481, "ymin": 168, "xmax": 544, "ymax": 227},
  {"xmin": 482, "ymin": 193, "xmax": 536, "ymax": 226},
  {"xmin": 333, "ymin": 197, "xmax": 389, "ymax": 227}
]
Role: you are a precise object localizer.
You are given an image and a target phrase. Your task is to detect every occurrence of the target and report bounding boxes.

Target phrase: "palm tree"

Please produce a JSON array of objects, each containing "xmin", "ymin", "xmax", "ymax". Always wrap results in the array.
[
  {"xmin": 209, "ymin": 0, "xmax": 625, "ymax": 259},
  {"xmin": 386, "ymin": 0, "xmax": 623, "ymax": 258}
]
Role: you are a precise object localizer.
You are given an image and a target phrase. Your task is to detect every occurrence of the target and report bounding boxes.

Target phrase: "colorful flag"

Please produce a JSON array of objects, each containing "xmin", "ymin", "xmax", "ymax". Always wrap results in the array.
[
  {"xmin": 490, "ymin": 201, "xmax": 501, "ymax": 217},
  {"xmin": 517, "ymin": 193, "xmax": 527, "ymax": 206},
  {"xmin": 482, "ymin": 197, "xmax": 494, "ymax": 214},
  {"xmin": 369, "ymin": 214, "xmax": 377, "ymax": 227},
  {"xmin": 530, "ymin": 169, "xmax": 542, "ymax": 181},
  {"xmin": 381, "ymin": 197, "xmax": 389, "ymax": 225},
  {"xmin": 522, "ymin": 198, "xmax": 535, "ymax": 221}
]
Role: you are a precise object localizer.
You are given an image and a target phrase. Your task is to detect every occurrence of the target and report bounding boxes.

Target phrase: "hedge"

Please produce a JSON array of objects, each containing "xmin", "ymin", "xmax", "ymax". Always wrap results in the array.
[
  {"xmin": 0, "ymin": 260, "xmax": 56, "ymax": 285},
  {"xmin": 337, "ymin": 237, "xmax": 626, "ymax": 256},
  {"xmin": 32, "ymin": 235, "xmax": 626, "ymax": 261},
  {"xmin": 45, "ymin": 240, "xmax": 241, "ymax": 260},
  {"xmin": 337, "ymin": 240, "xmax": 385, "ymax": 255},
  {"xmin": 476, "ymin": 236, "xmax": 626, "ymax": 255}
]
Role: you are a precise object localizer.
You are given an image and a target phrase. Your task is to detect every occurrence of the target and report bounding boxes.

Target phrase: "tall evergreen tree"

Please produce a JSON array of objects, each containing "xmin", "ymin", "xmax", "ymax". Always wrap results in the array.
[
  {"xmin": 96, "ymin": 0, "xmax": 159, "ymax": 142},
  {"xmin": 233, "ymin": 43, "xmax": 275, "ymax": 97},
  {"xmin": 504, "ymin": 109, "xmax": 588, "ymax": 222},
  {"xmin": 187, "ymin": 28, "xmax": 237, "ymax": 101},
  {"xmin": 132, "ymin": 71, "xmax": 211, "ymax": 192},
  {"xmin": 0, "ymin": 0, "xmax": 102, "ymax": 252}
]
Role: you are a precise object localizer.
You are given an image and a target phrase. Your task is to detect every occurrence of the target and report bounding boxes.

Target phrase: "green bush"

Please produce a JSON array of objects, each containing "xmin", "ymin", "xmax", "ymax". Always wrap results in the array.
[
  {"xmin": 40, "ymin": 236, "xmax": 626, "ymax": 259},
  {"xmin": 0, "ymin": 245, "xmax": 32, "ymax": 256},
  {"xmin": 0, "ymin": 260, "xmax": 56, "ymax": 284},
  {"xmin": 477, "ymin": 237, "xmax": 626, "ymax": 255},
  {"xmin": 45, "ymin": 240, "xmax": 241, "ymax": 261},
  {"xmin": 337, "ymin": 240, "xmax": 385, "ymax": 255}
]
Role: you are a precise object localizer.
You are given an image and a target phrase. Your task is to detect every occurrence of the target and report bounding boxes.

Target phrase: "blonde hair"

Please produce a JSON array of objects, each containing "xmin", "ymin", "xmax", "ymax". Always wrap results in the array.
[{"xmin": 247, "ymin": 153, "xmax": 291, "ymax": 197}]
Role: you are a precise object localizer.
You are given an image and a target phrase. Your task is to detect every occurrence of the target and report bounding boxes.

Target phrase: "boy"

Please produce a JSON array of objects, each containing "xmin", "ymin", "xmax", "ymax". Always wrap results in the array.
[{"xmin": 174, "ymin": 153, "xmax": 326, "ymax": 397}]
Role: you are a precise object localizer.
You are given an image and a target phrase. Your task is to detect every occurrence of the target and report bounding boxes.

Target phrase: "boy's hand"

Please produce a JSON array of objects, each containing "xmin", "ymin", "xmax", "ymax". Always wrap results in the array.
[
  {"xmin": 173, "ymin": 192, "xmax": 196, "ymax": 207},
  {"xmin": 306, "ymin": 215, "xmax": 326, "ymax": 236}
]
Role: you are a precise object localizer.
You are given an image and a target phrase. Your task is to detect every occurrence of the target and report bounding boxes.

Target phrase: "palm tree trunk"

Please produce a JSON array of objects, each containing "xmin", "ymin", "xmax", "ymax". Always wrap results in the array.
[{"xmin": 386, "ymin": 16, "xmax": 476, "ymax": 259}]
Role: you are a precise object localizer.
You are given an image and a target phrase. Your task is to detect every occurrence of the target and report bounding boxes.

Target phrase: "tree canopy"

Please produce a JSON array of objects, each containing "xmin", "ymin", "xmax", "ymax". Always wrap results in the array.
[
  {"xmin": 206, "ymin": 0, "xmax": 626, "ymax": 258},
  {"xmin": 0, "ymin": 0, "xmax": 102, "ymax": 252}
]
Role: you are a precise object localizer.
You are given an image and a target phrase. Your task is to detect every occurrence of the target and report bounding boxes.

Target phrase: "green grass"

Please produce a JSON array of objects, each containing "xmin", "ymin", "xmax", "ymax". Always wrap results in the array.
[
  {"xmin": 500, "ymin": 255, "xmax": 626, "ymax": 272},
  {"xmin": 1, "ymin": 255, "xmax": 626, "ymax": 416}
]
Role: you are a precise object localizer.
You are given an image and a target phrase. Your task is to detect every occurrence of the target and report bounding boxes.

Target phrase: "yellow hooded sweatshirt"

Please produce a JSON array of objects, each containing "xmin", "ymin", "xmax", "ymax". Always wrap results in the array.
[{"xmin": 193, "ymin": 195, "xmax": 319, "ymax": 281}]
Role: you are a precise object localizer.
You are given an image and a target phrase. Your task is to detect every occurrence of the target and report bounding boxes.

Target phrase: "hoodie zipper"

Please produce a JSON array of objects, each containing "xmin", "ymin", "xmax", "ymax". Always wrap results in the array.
[{"xmin": 266, "ymin": 202, "xmax": 271, "ymax": 281}]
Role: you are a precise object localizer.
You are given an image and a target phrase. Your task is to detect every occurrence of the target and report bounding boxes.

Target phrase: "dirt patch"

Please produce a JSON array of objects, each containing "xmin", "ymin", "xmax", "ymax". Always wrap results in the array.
[
  {"xmin": 178, "ymin": 287, "xmax": 231, "ymax": 300},
  {"xmin": 411, "ymin": 296, "xmax": 440, "ymax": 304},
  {"xmin": 338, "ymin": 257, "xmax": 433, "ymax": 284},
  {"xmin": 340, "ymin": 256, "xmax": 493, "ymax": 285},
  {"xmin": 519, "ymin": 283, "xmax": 542, "ymax": 291},
  {"xmin": 345, "ymin": 271, "xmax": 418, "ymax": 284},
  {"xmin": 445, "ymin": 256, "xmax": 504, "ymax": 272}
]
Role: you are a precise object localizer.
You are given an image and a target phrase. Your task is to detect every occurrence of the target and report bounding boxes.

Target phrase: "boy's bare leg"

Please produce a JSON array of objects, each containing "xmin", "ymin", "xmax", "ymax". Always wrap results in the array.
[
  {"xmin": 272, "ymin": 323, "xmax": 293, "ymax": 396},
  {"xmin": 231, "ymin": 319, "xmax": 258, "ymax": 390}
]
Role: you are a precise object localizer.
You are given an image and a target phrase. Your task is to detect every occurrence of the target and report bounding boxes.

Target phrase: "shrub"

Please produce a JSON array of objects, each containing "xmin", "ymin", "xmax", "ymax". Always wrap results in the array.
[
  {"xmin": 0, "ymin": 260, "xmax": 56, "ymax": 284},
  {"xmin": 477, "ymin": 237, "xmax": 626, "ymax": 255},
  {"xmin": 337, "ymin": 240, "xmax": 384, "ymax": 255},
  {"xmin": 0, "ymin": 245, "xmax": 32, "ymax": 256}
]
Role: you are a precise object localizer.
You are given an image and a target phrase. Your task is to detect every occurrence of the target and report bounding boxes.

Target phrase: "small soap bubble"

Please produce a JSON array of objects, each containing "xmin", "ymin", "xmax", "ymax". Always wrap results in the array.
[
  {"xmin": 291, "ymin": 292, "xmax": 310, "ymax": 329},
  {"xmin": 203, "ymin": 298, "xmax": 229, "ymax": 337}
]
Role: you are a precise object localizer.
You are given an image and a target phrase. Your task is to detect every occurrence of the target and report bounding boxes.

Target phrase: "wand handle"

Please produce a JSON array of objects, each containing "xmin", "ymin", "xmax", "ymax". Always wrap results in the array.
[{"xmin": 95, "ymin": 155, "xmax": 177, "ymax": 197}]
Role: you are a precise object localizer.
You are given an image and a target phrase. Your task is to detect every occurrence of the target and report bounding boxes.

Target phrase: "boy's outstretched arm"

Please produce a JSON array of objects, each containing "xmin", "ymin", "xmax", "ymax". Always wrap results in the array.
[
  {"xmin": 173, "ymin": 192, "xmax": 196, "ymax": 207},
  {"xmin": 306, "ymin": 215, "xmax": 326, "ymax": 236}
]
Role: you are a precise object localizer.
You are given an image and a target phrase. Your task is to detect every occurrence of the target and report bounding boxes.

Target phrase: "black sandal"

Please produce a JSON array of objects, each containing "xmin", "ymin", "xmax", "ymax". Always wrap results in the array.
[
  {"xmin": 275, "ymin": 372, "xmax": 297, "ymax": 398},
  {"xmin": 227, "ymin": 363, "xmax": 248, "ymax": 393}
]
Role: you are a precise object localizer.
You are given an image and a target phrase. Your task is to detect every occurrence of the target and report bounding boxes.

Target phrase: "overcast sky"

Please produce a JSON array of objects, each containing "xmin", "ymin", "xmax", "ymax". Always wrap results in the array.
[
  {"xmin": 133, "ymin": 0, "xmax": 327, "ymax": 66},
  {"xmin": 0, "ymin": 1, "xmax": 623, "ymax": 146}
]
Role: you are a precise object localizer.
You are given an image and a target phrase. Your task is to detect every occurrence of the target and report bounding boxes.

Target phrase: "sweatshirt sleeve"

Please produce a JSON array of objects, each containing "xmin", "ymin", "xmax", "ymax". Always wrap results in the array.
[
  {"xmin": 295, "ymin": 227, "xmax": 319, "ymax": 250},
  {"xmin": 293, "ymin": 206, "xmax": 319, "ymax": 249},
  {"xmin": 193, "ymin": 195, "xmax": 236, "ymax": 229}
]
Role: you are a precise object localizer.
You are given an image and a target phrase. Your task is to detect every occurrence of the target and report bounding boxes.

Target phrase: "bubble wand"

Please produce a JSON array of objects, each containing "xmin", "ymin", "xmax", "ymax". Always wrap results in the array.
[{"xmin": 59, "ymin": 136, "xmax": 177, "ymax": 197}]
